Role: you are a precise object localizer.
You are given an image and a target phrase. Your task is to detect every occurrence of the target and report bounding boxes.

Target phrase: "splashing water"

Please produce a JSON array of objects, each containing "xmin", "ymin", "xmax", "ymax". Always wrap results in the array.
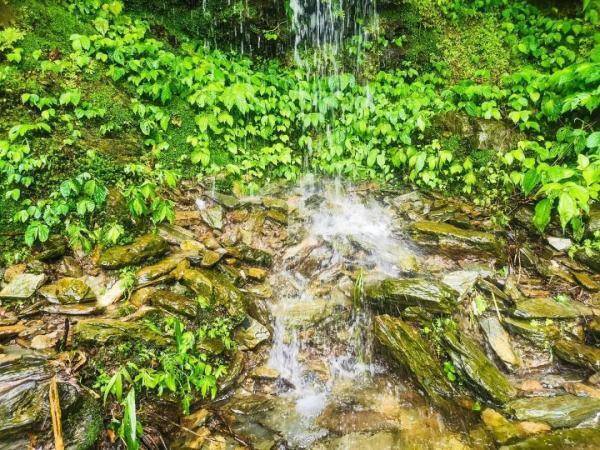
[{"xmin": 266, "ymin": 178, "xmax": 417, "ymax": 446}]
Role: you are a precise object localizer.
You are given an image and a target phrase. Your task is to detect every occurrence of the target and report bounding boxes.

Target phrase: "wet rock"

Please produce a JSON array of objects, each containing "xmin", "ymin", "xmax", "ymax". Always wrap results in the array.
[
  {"xmin": 442, "ymin": 269, "xmax": 491, "ymax": 296},
  {"xmin": 573, "ymin": 272, "xmax": 600, "ymax": 291},
  {"xmin": 547, "ymin": 237, "xmax": 572, "ymax": 252},
  {"xmin": 97, "ymin": 279, "xmax": 125, "ymax": 307},
  {"xmin": 32, "ymin": 235, "xmax": 67, "ymax": 261},
  {"xmin": 218, "ymin": 350, "xmax": 245, "ymax": 393},
  {"xmin": 266, "ymin": 209, "xmax": 288, "ymax": 225},
  {"xmin": 129, "ymin": 286, "xmax": 156, "ymax": 308},
  {"xmin": 443, "ymin": 329, "xmax": 517, "ymax": 404},
  {"xmin": 98, "ymin": 234, "xmax": 169, "ymax": 269},
  {"xmin": 213, "ymin": 192, "xmax": 239, "ymax": 209},
  {"xmin": 317, "ymin": 404, "xmax": 397, "ymax": 434},
  {"xmin": 511, "ymin": 297, "xmax": 593, "ymax": 319},
  {"xmin": 0, "ymin": 324, "xmax": 25, "ymax": 339},
  {"xmin": 506, "ymin": 395, "xmax": 600, "ymax": 428},
  {"xmin": 3, "ymin": 264, "xmax": 26, "ymax": 283},
  {"xmin": 481, "ymin": 408, "xmax": 550, "ymax": 445},
  {"xmin": 503, "ymin": 317, "xmax": 560, "ymax": 346},
  {"xmin": 0, "ymin": 273, "xmax": 46, "ymax": 300},
  {"xmin": 228, "ymin": 244, "xmax": 273, "ymax": 267},
  {"xmin": 588, "ymin": 317, "xmax": 600, "ymax": 343},
  {"xmin": 158, "ymin": 223, "xmax": 197, "ymax": 244},
  {"xmin": 177, "ymin": 268, "xmax": 245, "ymax": 315},
  {"xmin": 136, "ymin": 253, "xmax": 187, "ymax": 284},
  {"xmin": 374, "ymin": 315, "xmax": 455, "ymax": 408},
  {"xmin": 200, "ymin": 249, "xmax": 223, "ymax": 268},
  {"xmin": 180, "ymin": 239, "xmax": 205, "ymax": 253},
  {"xmin": 252, "ymin": 365, "xmax": 280, "ymax": 379},
  {"xmin": 411, "ymin": 220, "xmax": 505, "ymax": 257},
  {"xmin": 553, "ymin": 339, "xmax": 600, "ymax": 371},
  {"xmin": 39, "ymin": 277, "xmax": 95, "ymax": 304},
  {"xmin": 74, "ymin": 318, "xmax": 167, "ymax": 346},
  {"xmin": 574, "ymin": 247, "xmax": 600, "ymax": 272},
  {"xmin": 30, "ymin": 331, "xmax": 59, "ymax": 350},
  {"xmin": 57, "ymin": 256, "xmax": 83, "ymax": 278},
  {"xmin": 262, "ymin": 196, "xmax": 288, "ymax": 211},
  {"xmin": 500, "ymin": 427, "xmax": 600, "ymax": 449},
  {"xmin": 41, "ymin": 304, "xmax": 103, "ymax": 315},
  {"xmin": 174, "ymin": 209, "xmax": 202, "ymax": 226},
  {"xmin": 480, "ymin": 316, "xmax": 520, "ymax": 371},
  {"xmin": 366, "ymin": 278, "xmax": 458, "ymax": 315},
  {"xmin": 247, "ymin": 267, "xmax": 267, "ymax": 281},
  {"xmin": 234, "ymin": 317, "xmax": 270, "ymax": 350},
  {"xmin": 200, "ymin": 204, "xmax": 224, "ymax": 229},
  {"xmin": 563, "ymin": 381, "xmax": 600, "ymax": 398},
  {"xmin": 148, "ymin": 290, "xmax": 199, "ymax": 318}
]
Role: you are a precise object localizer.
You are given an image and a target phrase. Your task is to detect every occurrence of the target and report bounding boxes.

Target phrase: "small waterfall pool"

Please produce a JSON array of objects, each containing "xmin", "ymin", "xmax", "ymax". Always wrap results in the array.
[{"xmin": 219, "ymin": 178, "xmax": 477, "ymax": 449}]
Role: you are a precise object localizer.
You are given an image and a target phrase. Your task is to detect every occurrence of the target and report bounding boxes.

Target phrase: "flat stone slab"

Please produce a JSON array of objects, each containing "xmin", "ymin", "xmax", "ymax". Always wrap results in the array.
[
  {"xmin": 0, "ymin": 273, "xmax": 47, "ymax": 300},
  {"xmin": 506, "ymin": 395, "xmax": 600, "ymax": 428}
]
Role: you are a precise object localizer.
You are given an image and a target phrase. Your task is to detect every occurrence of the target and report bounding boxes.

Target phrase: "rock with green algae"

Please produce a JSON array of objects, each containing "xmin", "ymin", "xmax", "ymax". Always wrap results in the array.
[
  {"xmin": 500, "ymin": 428, "xmax": 600, "ymax": 449},
  {"xmin": 136, "ymin": 253, "xmax": 188, "ymax": 284},
  {"xmin": 0, "ymin": 273, "xmax": 47, "ymax": 300},
  {"xmin": 175, "ymin": 266, "xmax": 245, "ymax": 315},
  {"xmin": 373, "ymin": 315, "xmax": 456, "ymax": 409},
  {"xmin": 234, "ymin": 316, "xmax": 270, "ymax": 350},
  {"xmin": 366, "ymin": 278, "xmax": 458, "ymax": 315},
  {"xmin": 227, "ymin": 244, "xmax": 273, "ymax": 267},
  {"xmin": 511, "ymin": 297, "xmax": 593, "ymax": 319},
  {"xmin": 0, "ymin": 353, "xmax": 102, "ymax": 449},
  {"xmin": 200, "ymin": 204, "xmax": 224, "ymax": 229},
  {"xmin": 506, "ymin": 395, "xmax": 600, "ymax": 428},
  {"xmin": 218, "ymin": 350, "xmax": 245, "ymax": 393},
  {"xmin": 553, "ymin": 339, "xmax": 600, "ymax": 371},
  {"xmin": 502, "ymin": 317, "xmax": 560, "ymax": 346},
  {"xmin": 411, "ymin": 220, "xmax": 506, "ymax": 256},
  {"xmin": 588, "ymin": 317, "xmax": 600, "ymax": 342},
  {"xmin": 32, "ymin": 236, "xmax": 68, "ymax": 261},
  {"xmin": 73, "ymin": 318, "xmax": 168, "ymax": 346},
  {"xmin": 98, "ymin": 234, "xmax": 169, "ymax": 269},
  {"xmin": 481, "ymin": 408, "xmax": 550, "ymax": 445},
  {"xmin": 574, "ymin": 247, "xmax": 600, "ymax": 272},
  {"xmin": 39, "ymin": 277, "xmax": 95, "ymax": 304},
  {"xmin": 148, "ymin": 289, "xmax": 199, "ymax": 318},
  {"xmin": 443, "ymin": 329, "xmax": 517, "ymax": 405}
]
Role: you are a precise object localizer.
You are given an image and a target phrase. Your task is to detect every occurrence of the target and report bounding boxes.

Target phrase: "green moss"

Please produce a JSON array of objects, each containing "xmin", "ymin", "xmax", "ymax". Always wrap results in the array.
[{"xmin": 435, "ymin": 16, "xmax": 517, "ymax": 83}]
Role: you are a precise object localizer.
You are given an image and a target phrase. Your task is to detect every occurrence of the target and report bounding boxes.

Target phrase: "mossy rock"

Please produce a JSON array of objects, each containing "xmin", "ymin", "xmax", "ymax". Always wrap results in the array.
[
  {"xmin": 443, "ymin": 329, "xmax": 516, "ymax": 405},
  {"xmin": 500, "ymin": 427, "xmax": 600, "ymax": 449},
  {"xmin": 73, "ymin": 318, "xmax": 168, "ymax": 346},
  {"xmin": 373, "ymin": 314, "xmax": 456, "ymax": 410},
  {"xmin": 99, "ymin": 234, "xmax": 169, "ymax": 269},
  {"xmin": 553, "ymin": 339, "xmax": 600, "ymax": 372},
  {"xmin": 148, "ymin": 289, "xmax": 199, "ymax": 319},
  {"xmin": 366, "ymin": 277, "xmax": 458, "ymax": 315},
  {"xmin": 411, "ymin": 220, "xmax": 506, "ymax": 257},
  {"xmin": 506, "ymin": 395, "xmax": 600, "ymax": 428}
]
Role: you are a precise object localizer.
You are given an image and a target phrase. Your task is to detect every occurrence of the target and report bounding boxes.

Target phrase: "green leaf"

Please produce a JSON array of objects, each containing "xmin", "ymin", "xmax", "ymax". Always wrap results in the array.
[
  {"xmin": 532, "ymin": 198, "xmax": 553, "ymax": 232},
  {"xmin": 557, "ymin": 192, "xmax": 578, "ymax": 230},
  {"xmin": 521, "ymin": 170, "xmax": 540, "ymax": 195},
  {"xmin": 586, "ymin": 131, "xmax": 600, "ymax": 149}
]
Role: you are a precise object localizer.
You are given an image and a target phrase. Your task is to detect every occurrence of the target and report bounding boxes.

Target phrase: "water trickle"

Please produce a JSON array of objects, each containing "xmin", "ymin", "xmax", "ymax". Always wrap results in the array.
[{"xmin": 265, "ymin": 178, "xmax": 417, "ymax": 446}]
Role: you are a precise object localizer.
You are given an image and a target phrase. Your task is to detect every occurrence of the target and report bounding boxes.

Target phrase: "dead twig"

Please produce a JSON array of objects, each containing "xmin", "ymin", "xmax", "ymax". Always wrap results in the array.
[{"xmin": 49, "ymin": 376, "xmax": 64, "ymax": 450}]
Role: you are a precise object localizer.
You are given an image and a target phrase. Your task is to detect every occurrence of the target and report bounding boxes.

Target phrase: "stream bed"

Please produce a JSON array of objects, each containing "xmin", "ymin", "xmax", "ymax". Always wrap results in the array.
[{"xmin": 1, "ymin": 178, "xmax": 599, "ymax": 449}]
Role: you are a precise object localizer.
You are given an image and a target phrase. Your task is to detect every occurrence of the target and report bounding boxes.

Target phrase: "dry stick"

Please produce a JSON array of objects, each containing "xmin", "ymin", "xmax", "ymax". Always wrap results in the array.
[{"xmin": 49, "ymin": 376, "xmax": 64, "ymax": 450}]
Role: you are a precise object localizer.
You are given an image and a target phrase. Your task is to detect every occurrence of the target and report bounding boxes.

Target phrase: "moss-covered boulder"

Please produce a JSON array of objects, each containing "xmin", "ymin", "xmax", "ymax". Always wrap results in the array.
[
  {"xmin": 39, "ymin": 277, "xmax": 95, "ymax": 304},
  {"xmin": 500, "ymin": 427, "xmax": 600, "ymax": 449},
  {"xmin": 73, "ymin": 318, "xmax": 168, "ymax": 346},
  {"xmin": 148, "ymin": 290, "xmax": 199, "ymax": 318},
  {"xmin": 374, "ymin": 315, "xmax": 455, "ymax": 409},
  {"xmin": 553, "ymin": 339, "xmax": 600, "ymax": 371},
  {"xmin": 411, "ymin": 220, "xmax": 506, "ymax": 257},
  {"xmin": 366, "ymin": 278, "xmax": 458, "ymax": 315},
  {"xmin": 136, "ymin": 253, "xmax": 187, "ymax": 284},
  {"xmin": 176, "ymin": 267, "xmax": 245, "ymax": 315},
  {"xmin": 506, "ymin": 395, "xmax": 600, "ymax": 428},
  {"xmin": 443, "ymin": 329, "xmax": 516, "ymax": 405},
  {"xmin": 98, "ymin": 234, "xmax": 169, "ymax": 269}
]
